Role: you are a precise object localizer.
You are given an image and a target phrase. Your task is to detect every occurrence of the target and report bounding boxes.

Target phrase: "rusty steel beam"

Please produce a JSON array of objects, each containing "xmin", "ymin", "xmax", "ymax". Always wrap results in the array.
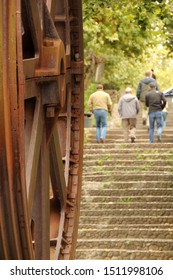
[
  {"xmin": 0, "ymin": 0, "xmax": 84, "ymax": 260},
  {"xmin": 0, "ymin": 0, "xmax": 33, "ymax": 260},
  {"xmin": 57, "ymin": 0, "xmax": 84, "ymax": 259}
]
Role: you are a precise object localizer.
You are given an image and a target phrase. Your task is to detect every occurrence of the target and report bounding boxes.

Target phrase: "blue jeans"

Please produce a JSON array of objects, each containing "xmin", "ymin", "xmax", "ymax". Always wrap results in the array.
[
  {"xmin": 162, "ymin": 111, "xmax": 167, "ymax": 128},
  {"xmin": 148, "ymin": 111, "xmax": 163, "ymax": 143},
  {"xmin": 94, "ymin": 109, "xmax": 108, "ymax": 141}
]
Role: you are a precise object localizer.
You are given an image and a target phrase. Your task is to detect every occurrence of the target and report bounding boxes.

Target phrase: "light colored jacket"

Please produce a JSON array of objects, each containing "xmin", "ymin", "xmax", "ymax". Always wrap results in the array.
[
  {"xmin": 118, "ymin": 93, "xmax": 140, "ymax": 119},
  {"xmin": 88, "ymin": 90, "xmax": 112, "ymax": 111}
]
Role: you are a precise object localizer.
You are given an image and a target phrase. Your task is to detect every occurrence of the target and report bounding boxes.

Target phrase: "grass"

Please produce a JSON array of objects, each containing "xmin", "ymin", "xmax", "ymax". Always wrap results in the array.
[{"xmin": 96, "ymin": 156, "xmax": 114, "ymax": 166}]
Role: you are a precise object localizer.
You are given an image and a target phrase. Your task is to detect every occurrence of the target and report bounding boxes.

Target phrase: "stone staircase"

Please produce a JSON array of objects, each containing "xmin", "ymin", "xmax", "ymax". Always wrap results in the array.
[{"xmin": 75, "ymin": 98, "xmax": 173, "ymax": 260}]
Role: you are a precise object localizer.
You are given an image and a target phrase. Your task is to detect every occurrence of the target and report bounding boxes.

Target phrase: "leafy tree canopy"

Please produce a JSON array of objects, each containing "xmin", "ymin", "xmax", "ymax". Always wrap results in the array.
[{"xmin": 83, "ymin": 0, "xmax": 173, "ymax": 97}]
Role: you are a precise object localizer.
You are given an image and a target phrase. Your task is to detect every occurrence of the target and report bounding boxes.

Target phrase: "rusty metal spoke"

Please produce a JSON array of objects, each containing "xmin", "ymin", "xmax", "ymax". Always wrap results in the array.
[
  {"xmin": 25, "ymin": 97, "xmax": 44, "ymax": 219},
  {"xmin": 50, "ymin": 127, "xmax": 67, "ymax": 204},
  {"xmin": 32, "ymin": 127, "xmax": 50, "ymax": 259}
]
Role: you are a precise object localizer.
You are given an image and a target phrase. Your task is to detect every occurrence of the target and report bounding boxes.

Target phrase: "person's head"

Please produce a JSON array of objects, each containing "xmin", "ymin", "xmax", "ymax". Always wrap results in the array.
[
  {"xmin": 96, "ymin": 85, "xmax": 103, "ymax": 90},
  {"xmin": 125, "ymin": 87, "xmax": 132, "ymax": 94},
  {"xmin": 149, "ymin": 82, "xmax": 156, "ymax": 90},
  {"xmin": 145, "ymin": 70, "xmax": 153, "ymax": 78},
  {"xmin": 96, "ymin": 84, "xmax": 103, "ymax": 90}
]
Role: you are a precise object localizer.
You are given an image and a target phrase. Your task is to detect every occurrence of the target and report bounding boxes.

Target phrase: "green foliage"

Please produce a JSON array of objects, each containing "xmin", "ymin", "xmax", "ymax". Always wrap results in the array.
[
  {"xmin": 84, "ymin": 83, "xmax": 97, "ymax": 111},
  {"xmin": 83, "ymin": 0, "xmax": 173, "ymax": 95}
]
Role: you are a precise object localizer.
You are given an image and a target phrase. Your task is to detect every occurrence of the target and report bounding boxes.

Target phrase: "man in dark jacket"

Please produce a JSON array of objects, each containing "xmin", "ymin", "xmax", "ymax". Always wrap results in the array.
[
  {"xmin": 118, "ymin": 87, "xmax": 140, "ymax": 143},
  {"xmin": 136, "ymin": 70, "xmax": 159, "ymax": 125},
  {"xmin": 145, "ymin": 82, "xmax": 167, "ymax": 143}
]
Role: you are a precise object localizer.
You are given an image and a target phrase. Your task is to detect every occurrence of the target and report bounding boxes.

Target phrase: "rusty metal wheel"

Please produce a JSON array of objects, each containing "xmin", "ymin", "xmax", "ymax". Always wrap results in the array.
[{"xmin": 0, "ymin": 0, "xmax": 83, "ymax": 260}]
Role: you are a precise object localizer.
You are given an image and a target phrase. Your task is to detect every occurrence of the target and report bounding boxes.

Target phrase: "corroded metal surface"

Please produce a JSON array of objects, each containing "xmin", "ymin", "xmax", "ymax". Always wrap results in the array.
[{"xmin": 0, "ymin": 0, "xmax": 84, "ymax": 260}]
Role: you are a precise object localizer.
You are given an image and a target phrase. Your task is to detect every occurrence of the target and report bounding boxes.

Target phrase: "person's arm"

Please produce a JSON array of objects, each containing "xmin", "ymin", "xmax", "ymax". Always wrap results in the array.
[
  {"xmin": 136, "ymin": 98, "xmax": 140, "ymax": 114},
  {"xmin": 161, "ymin": 93, "xmax": 166, "ymax": 109},
  {"xmin": 107, "ymin": 95, "xmax": 112, "ymax": 111},
  {"xmin": 88, "ymin": 96, "xmax": 93, "ymax": 112},
  {"xmin": 145, "ymin": 95, "xmax": 149, "ymax": 107},
  {"xmin": 136, "ymin": 82, "xmax": 141, "ymax": 100},
  {"xmin": 117, "ymin": 99, "xmax": 122, "ymax": 117},
  {"xmin": 155, "ymin": 81, "xmax": 159, "ymax": 91}
]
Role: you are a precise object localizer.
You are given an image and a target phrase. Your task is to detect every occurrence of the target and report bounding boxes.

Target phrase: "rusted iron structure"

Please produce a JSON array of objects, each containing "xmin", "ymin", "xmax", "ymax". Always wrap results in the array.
[{"xmin": 0, "ymin": 0, "xmax": 84, "ymax": 260}]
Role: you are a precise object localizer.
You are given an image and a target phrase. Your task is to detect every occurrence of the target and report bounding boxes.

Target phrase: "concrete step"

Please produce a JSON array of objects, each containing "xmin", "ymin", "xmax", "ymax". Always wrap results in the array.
[
  {"xmin": 85, "ymin": 129, "xmax": 173, "ymax": 136},
  {"xmin": 79, "ymin": 208, "xmax": 173, "ymax": 217},
  {"xmin": 84, "ymin": 143, "xmax": 173, "ymax": 149},
  {"xmin": 81, "ymin": 195, "xmax": 173, "ymax": 203},
  {"xmin": 77, "ymin": 223, "xmax": 173, "ymax": 229},
  {"xmin": 86, "ymin": 138, "xmax": 173, "ymax": 143},
  {"xmin": 87, "ymin": 134, "xmax": 173, "ymax": 139},
  {"xmin": 83, "ymin": 165, "xmax": 173, "ymax": 172},
  {"xmin": 86, "ymin": 129, "xmax": 172, "ymax": 134},
  {"xmin": 76, "ymin": 238, "xmax": 173, "ymax": 252},
  {"xmin": 80, "ymin": 201, "xmax": 173, "ymax": 210},
  {"xmin": 77, "ymin": 228, "xmax": 173, "ymax": 240},
  {"xmin": 75, "ymin": 248, "xmax": 173, "ymax": 260},
  {"xmin": 83, "ymin": 160, "xmax": 173, "ymax": 167},
  {"xmin": 82, "ymin": 181, "xmax": 173, "ymax": 189},
  {"xmin": 79, "ymin": 215, "xmax": 173, "ymax": 226},
  {"xmin": 84, "ymin": 146, "xmax": 173, "ymax": 152},
  {"xmin": 84, "ymin": 153, "xmax": 173, "ymax": 160},
  {"xmin": 88, "ymin": 139, "xmax": 173, "ymax": 144},
  {"xmin": 83, "ymin": 172, "xmax": 173, "ymax": 178},
  {"xmin": 81, "ymin": 188, "xmax": 173, "ymax": 197},
  {"xmin": 83, "ymin": 173, "xmax": 173, "ymax": 182}
]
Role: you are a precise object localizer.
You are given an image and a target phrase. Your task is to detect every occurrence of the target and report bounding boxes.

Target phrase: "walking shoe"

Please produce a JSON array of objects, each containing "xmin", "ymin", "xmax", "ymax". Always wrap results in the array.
[
  {"xmin": 100, "ymin": 137, "xmax": 105, "ymax": 143},
  {"xmin": 142, "ymin": 119, "xmax": 146, "ymax": 125},
  {"xmin": 96, "ymin": 140, "xmax": 100, "ymax": 144},
  {"xmin": 157, "ymin": 136, "xmax": 161, "ymax": 143},
  {"xmin": 131, "ymin": 137, "xmax": 135, "ymax": 143}
]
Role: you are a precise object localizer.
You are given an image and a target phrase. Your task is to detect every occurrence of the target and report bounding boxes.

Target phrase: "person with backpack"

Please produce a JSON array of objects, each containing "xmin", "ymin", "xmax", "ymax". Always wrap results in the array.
[
  {"xmin": 145, "ymin": 82, "xmax": 167, "ymax": 143},
  {"xmin": 136, "ymin": 70, "xmax": 159, "ymax": 126}
]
